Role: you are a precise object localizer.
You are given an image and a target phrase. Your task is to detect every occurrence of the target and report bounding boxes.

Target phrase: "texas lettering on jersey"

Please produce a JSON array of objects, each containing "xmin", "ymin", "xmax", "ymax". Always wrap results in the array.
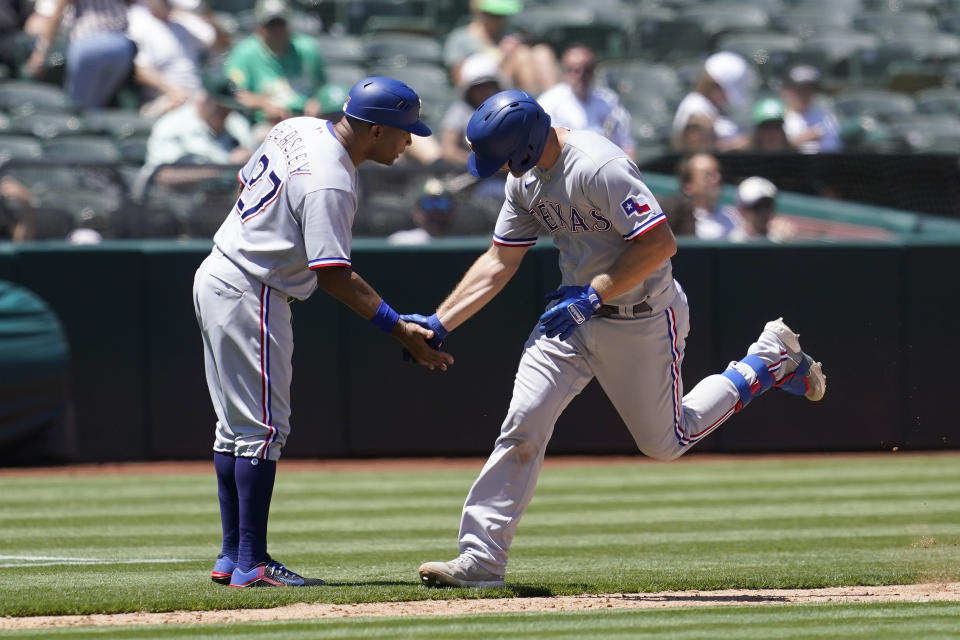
[{"xmin": 529, "ymin": 200, "xmax": 612, "ymax": 233}]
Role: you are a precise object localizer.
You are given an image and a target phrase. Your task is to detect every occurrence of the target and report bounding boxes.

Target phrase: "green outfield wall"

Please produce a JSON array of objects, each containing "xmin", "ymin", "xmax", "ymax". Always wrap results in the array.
[{"xmin": 0, "ymin": 236, "xmax": 957, "ymax": 463}]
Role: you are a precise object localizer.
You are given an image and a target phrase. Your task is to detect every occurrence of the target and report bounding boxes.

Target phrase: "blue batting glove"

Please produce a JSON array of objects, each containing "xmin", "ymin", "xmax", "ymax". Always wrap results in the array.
[
  {"xmin": 538, "ymin": 285, "xmax": 602, "ymax": 341},
  {"xmin": 400, "ymin": 313, "xmax": 448, "ymax": 362}
]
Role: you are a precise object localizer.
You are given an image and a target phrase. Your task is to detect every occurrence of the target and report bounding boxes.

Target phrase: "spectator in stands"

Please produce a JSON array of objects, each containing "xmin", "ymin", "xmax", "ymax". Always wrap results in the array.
[
  {"xmin": 442, "ymin": 0, "xmax": 557, "ymax": 96},
  {"xmin": 750, "ymin": 97, "xmax": 791, "ymax": 152},
  {"xmin": 25, "ymin": 0, "xmax": 136, "ymax": 108},
  {"xmin": 536, "ymin": 44, "xmax": 636, "ymax": 161},
  {"xmin": 128, "ymin": 0, "xmax": 226, "ymax": 118},
  {"xmin": 440, "ymin": 52, "xmax": 503, "ymax": 166},
  {"xmin": 732, "ymin": 176, "xmax": 778, "ymax": 239},
  {"xmin": 224, "ymin": 0, "xmax": 326, "ymax": 127},
  {"xmin": 659, "ymin": 194, "xmax": 697, "ymax": 237},
  {"xmin": 0, "ymin": 176, "xmax": 33, "ymax": 242},
  {"xmin": 387, "ymin": 178, "xmax": 455, "ymax": 245},
  {"xmin": 142, "ymin": 71, "xmax": 254, "ymax": 171},
  {"xmin": 780, "ymin": 64, "xmax": 841, "ymax": 154},
  {"xmin": 676, "ymin": 152, "xmax": 746, "ymax": 240},
  {"xmin": 676, "ymin": 115, "xmax": 717, "ymax": 154},
  {"xmin": 0, "ymin": 0, "xmax": 33, "ymax": 78},
  {"xmin": 672, "ymin": 51, "xmax": 752, "ymax": 152}
]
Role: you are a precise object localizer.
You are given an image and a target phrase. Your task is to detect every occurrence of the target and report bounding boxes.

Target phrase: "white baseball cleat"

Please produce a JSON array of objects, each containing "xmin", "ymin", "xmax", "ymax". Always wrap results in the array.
[
  {"xmin": 763, "ymin": 318, "xmax": 826, "ymax": 402},
  {"xmin": 418, "ymin": 555, "xmax": 505, "ymax": 588}
]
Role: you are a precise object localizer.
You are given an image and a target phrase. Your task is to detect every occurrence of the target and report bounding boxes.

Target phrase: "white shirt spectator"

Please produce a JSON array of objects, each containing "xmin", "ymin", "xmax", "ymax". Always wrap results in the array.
[
  {"xmin": 783, "ymin": 106, "xmax": 842, "ymax": 154},
  {"xmin": 672, "ymin": 91, "xmax": 741, "ymax": 146},
  {"xmin": 693, "ymin": 204, "xmax": 746, "ymax": 240},
  {"xmin": 537, "ymin": 82, "xmax": 635, "ymax": 155},
  {"xmin": 127, "ymin": 1, "xmax": 205, "ymax": 100},
  {"xmin": 386, "ymin": 227, "xmax": 432, "ymax": 246}
]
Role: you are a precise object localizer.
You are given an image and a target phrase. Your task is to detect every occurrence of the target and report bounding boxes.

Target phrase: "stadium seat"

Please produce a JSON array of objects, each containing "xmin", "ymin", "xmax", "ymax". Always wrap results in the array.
[
  {"xmin": 83, "ymin": 110, "xmax": 156, "ymax": 140},
  {"xmin": 864, "ymin": 0, "xmax": 937, "ymax": 9},
  {"xmin": 507, "ymin": 6, "xmax": 631, "ymax": 59},
  {"xmin": 115, "ymin": 135, "xmax": 150, "ymax": 165},
  {"xmin": 851, "ymin": 42, "xmax": 921, "ymax": 86},
  {"xmin": 324, "ymin": 63, "xmax": 368, "ymax": 87},
  {"xmin": 205, "ymin": 0, "xmax": 256, "ymax": 12},
  {"xmin": 338, "ymin": 0, "xmax": 432, "ymax": 35},
  {"xmin": 852, "ymin": 11, "xmax": 938, "ymax": 37},
  {"xmin": 634, "ymin": 14, "xmax": 711, "ymax": 62},
  {"xmin": 884, "ymin": 34, "xmax": 960, "ymax": 63},
  {"xmin": 0, "ymin": 135, "xmax": 44, "ymax": 161},
  {"xmin": 314, "ymin": 34, "xmax": 366, "ymax": 64},
  {"xmin": 625, "ymin": 100, "xmax": 673, "ymax": 146},
  {"xmin": 682, "ymin": 4, "xmax": 770, "ymax": 39},
  {"xmin": 286, "ymin": 10, "xmax": 324, "ymax": 36},
  {"xmin": 43, "ymin": 136, "xmax": 121, "ymax": 163},
  {"xmin": 914, "ymin": 88, "xmax": 960, "ymax": 115},
  {"xmin": 0, "ymin": 81, "xmax": 71, "ymax": 115},
  {"xmin": 885, "ymin": 113, "xmax": 960, "ymax": 152},
  {"xmin": 362, "ymin": 15, "xmax": 438, "ymax": 36},
  {"xmin": 364, "ymin": 33, "xmax": 442, "ymax": 67},
  {"xmin": 737, "ymin": 0, "xmax": 785, "ymax": 11},
  {"xmin": 366, "ymin": 63, "xmax": 450, "ymax": 97},
  {"xmin": 542, "ymin": 20, "xmax": 631, "ymax": 60},
  {"xmin": 716, "ymin": 32, "xmax": 801, "ymax": 81},
  {"xmin": 791, "ymin": 0, "xmax": 863, "ymax": 10},
  {"xmin": 832, "ymin": 89, "xmax": 915, "ymax": 122},
  {"xmin": 596, "ymin": 61, "xmax": 683, "ymax": 105},
  {"xmin": 769, "ymin": 9, "xmax": 853, "ymax": 38},
  {"xmin": 800, "ymin": 30, "xmax": 878, "ymax": 77},
  {"xmin": 9, "ymin": 112, "xmax": 88, "ymax": 139},
  {"xmin": 941, "ymin": 14, "xmax": 960, "ymax": 37}
]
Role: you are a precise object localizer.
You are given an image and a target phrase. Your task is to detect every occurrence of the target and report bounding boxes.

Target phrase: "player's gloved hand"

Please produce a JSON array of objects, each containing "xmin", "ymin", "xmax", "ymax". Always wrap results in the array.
[
  {"xmin": 400, "ymin": 313, "xmax": 448, "ymax": 361},
  {"xmin": 538, "ymin": 285, "xmax": 602, "ymax": 341}
]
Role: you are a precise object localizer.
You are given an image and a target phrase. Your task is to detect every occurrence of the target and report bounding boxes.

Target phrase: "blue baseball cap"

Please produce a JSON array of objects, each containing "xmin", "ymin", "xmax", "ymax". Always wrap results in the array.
[{"xmin": 343, "ymin": 77, "xmax": 432, "ymax": 136}]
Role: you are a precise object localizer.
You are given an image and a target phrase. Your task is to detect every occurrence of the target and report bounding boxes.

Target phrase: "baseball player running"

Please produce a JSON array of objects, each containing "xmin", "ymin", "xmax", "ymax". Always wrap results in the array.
[
  {"xmin": 409, "ymin": 90, "xmax": 825, "ymax": 588},
  {"xmin": 193, "ymin": 77, "xmax": 453, "ymax": 588}
]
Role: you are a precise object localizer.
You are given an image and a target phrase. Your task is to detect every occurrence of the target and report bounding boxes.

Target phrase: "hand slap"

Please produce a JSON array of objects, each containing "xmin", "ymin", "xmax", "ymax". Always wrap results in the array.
[
  {"xmin": 538, "ymin": 285, "xmax": 602, "ymax": 341},
  {"xmin": 400, "ymin": 312, "xmax": 450, "ymax": 366},
  {"xmin": 399, "ymin": 312, "xmax": 448, "ymax": 349}
]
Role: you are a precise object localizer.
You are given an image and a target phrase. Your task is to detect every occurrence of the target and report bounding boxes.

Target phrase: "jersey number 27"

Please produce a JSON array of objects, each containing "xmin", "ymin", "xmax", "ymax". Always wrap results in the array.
[{"xmin": 237, "ymin": 154, "xmax": 282, "ymax": 223}]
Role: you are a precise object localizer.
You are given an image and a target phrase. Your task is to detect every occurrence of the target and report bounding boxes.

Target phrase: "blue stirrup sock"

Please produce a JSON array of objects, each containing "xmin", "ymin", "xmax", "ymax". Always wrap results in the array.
[
  {"xmin": 721, "ymin": 354, "xmax": 776, "ymax": 411},
  {"xmin": 235, "ymin": 456, "xmax": 277, "ymax": 572},
  {"xmin": 214, "ymin": 452, "xmax": 239, "ymax": 562},
  {"xmin": 774, "ymin": 355, "xmax": 811, "ymax": 397}
]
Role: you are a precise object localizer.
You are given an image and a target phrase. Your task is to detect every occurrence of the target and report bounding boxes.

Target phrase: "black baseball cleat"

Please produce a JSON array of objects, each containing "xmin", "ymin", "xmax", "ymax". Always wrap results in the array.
[{"xmin": 229, "ymin": 556, "xmax": 325, "ymax": 587}]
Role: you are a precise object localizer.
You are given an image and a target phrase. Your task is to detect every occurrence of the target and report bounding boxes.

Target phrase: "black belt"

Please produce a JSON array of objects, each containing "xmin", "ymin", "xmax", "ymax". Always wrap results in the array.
[{"xmin": 594, "ymin": 301, "xmax": 652, "ymax": 317}]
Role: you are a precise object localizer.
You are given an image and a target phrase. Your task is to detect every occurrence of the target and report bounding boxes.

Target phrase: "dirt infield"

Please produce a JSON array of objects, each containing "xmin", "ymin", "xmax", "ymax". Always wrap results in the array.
[{"xmin": 2, "ymin": 583, "xmax": 959, "ymax": 630}]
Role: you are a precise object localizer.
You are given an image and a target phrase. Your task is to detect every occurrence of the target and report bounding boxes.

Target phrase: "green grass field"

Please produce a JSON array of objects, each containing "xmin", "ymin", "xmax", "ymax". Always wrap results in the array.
[{"xmin": 0, "ymin": 453, "xmax": 958, "ymax": 637}]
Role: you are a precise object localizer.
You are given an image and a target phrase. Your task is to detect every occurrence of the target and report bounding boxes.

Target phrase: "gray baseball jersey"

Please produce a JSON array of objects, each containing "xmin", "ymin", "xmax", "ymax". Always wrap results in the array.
[
  {"xmin": 195, "ymin": 117, "xmax": 358, "ymax": 461},
  {"xmin": 493, "ymin": 130, "xmax": 672, "ymax": 307},
  {"xmin": 214, "ymin": 117, "xmax": 358, "ymax": 301}
]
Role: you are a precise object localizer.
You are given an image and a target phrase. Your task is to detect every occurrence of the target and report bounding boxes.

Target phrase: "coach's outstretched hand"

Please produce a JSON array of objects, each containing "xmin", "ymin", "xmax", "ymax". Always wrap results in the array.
[
  {"xmin": 539, "ymin": 285, "xmax": 602, "ymax": 341},
  {"xmin": 395, "ymin": 318, "xmax": 453, "ymax": 371}
]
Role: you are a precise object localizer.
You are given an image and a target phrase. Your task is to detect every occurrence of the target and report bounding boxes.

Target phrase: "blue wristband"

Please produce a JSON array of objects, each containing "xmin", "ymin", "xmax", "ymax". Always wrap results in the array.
[{"xmin": 371, "ymin": 300, "xmax": 400, "ymax": 333}]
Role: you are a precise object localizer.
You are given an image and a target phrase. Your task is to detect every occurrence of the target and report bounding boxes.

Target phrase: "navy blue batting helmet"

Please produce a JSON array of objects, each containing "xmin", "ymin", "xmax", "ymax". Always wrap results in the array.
[
  {"xmin": 343, "ymin": 77, "xmax": 431, "ymax": 136},
  {"xmin": 465, "ymin": 90, "xmax": 552, "ymax": 178}
]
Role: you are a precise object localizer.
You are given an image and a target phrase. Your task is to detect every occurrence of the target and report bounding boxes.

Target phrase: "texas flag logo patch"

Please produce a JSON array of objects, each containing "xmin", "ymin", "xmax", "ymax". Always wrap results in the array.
[{"xmin": 620, "ymin": 196, "xmax": 651, "ymax": 216}]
